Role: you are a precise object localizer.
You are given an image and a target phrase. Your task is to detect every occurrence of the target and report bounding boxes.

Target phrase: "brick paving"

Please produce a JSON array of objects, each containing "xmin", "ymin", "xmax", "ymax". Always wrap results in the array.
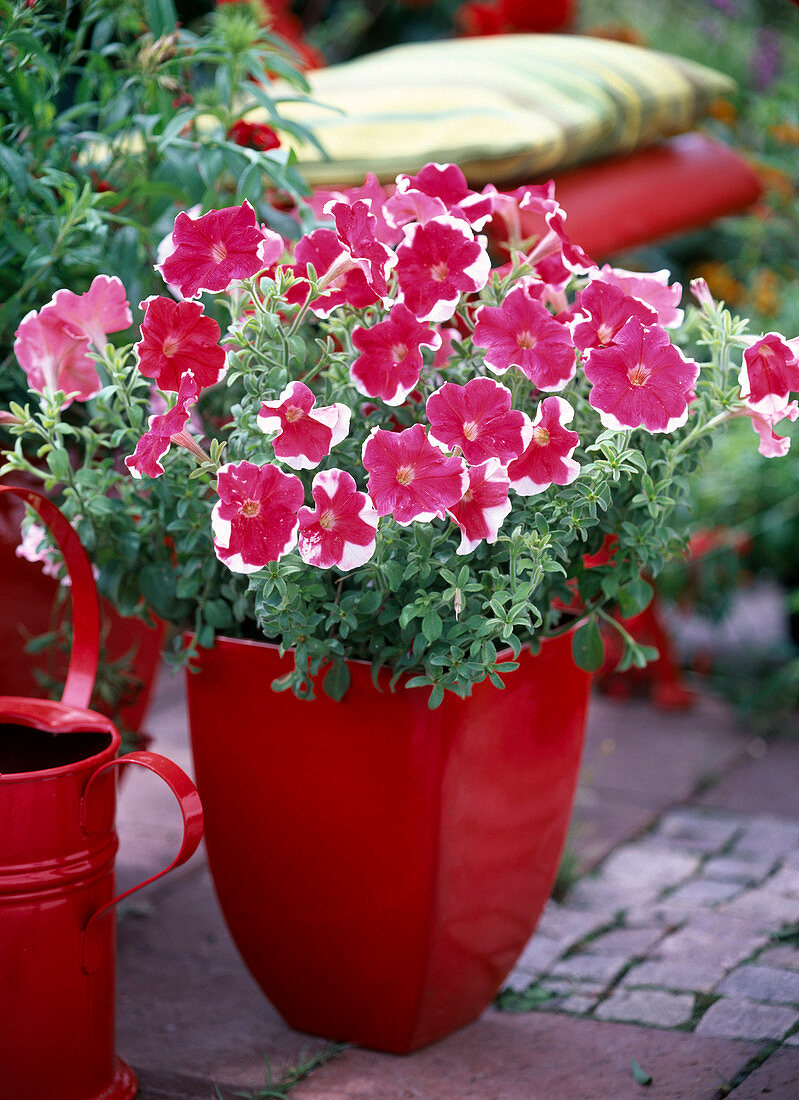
[{"xmin": 116, "ymin": 667, "xmax": 799, "ymax": 1099}]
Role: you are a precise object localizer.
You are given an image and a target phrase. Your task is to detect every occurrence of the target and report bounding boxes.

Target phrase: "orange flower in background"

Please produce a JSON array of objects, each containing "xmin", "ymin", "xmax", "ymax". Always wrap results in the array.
[
  {"xmin": 768, "ymin": 121, "xmax": 799, "ymax": 146},
  {"xmin": 707, "ymin": 97, "xmax": 738, "ymax": 126},
  {"xmin": 749, "ymin": 269, "xmax": 782, "ymax": 318},
  {"xmin": 754, "ymin": 162, "xmax": 796, "ymax": 202},
  {"xmin": 581, "ymin": 23, "xmax": 648, "ymax": 47},
  {"xmin": 691, "ymin": 261, "xmax": 744, "ymax": 307}
]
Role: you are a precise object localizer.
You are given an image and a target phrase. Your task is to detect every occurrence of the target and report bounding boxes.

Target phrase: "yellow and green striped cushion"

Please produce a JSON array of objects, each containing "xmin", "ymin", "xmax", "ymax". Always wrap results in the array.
[{"xmin": 272, "ymin": 34, "xmax": 734, "ymax": 188}]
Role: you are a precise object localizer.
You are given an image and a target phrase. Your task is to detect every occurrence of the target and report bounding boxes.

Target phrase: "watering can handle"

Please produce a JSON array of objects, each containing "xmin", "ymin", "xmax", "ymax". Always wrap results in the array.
[
  {"xmin": 0, "ymin": 484, "xmax": 99, "ymax": 710},
  {"xmin": 80, "ymin": 750, "xmax": 204, "ymax": 974}
]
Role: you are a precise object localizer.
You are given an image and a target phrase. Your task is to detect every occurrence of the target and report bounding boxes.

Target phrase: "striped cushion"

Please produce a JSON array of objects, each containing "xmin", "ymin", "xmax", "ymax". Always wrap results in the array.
[{"xmin": 274, "ymin": 34, "xmax": 734, "ymax": 188}]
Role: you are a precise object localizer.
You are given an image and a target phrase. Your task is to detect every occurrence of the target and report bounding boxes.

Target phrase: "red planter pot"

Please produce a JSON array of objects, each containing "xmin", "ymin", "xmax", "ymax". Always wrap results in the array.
[{"xmin": 186, "ymin": 631, "xmax": 590, "ymax": 1053}]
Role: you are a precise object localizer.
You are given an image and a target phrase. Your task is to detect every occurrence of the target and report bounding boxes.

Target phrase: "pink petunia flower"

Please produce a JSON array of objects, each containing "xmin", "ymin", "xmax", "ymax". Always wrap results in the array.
[
  {"xmin": 447, "ymin": 458, "xmax": 512, "ymax": 554},
  {"xmin": 583, "ymin": 319, "xmax": 700, "ymax": 433},
  {"xmin": 290, "ymin": 228, "xmax": 380, "ymax": 318},
  {"xmin": 472, "ymin": 281, "xmax": 576, "ymax": 390},
  {"xmin": 125, "ymin": 372, "xmax": 202, "ymax": 479},
  {"xmin": 738, "ymin": 333, "xmax": 799, "ymax": 415},
  {"xmin": 395, "ymin": 214, "xmax": 491, "ymax": 323},
  {"xmin": 737, "ymin": 400, "xmax": 799, "ymax": 458},
  {"xmin": 592, "ymin": 265, "xmax": 684, "ymax": 328},
  {"xmin": 362, "ymin": 422, "xmax": 468, "ymax": 525},
  {"xmin": 14, "ymin": 304, "xmax": 100, "ymax": 405},
  {"xmin": 351, "ymin": 303, "xmax": 441, "ymax": 406},
  {"xmin": 297, "ymin": 468, "xmax": 379, "ymax": 569},
  {"xmin": 311, "ymin": 173, "xmax": 399, "ymax": 247},
  {"xmin": 257, "ymin": 380, "xmax": 350, "ymax": 469},
  {"xmin": 50, "ymin": 274, "xmax": 132, "ymax": 349},
  {"xmin": 157, "ymin": 201, "xmax": 267, "ymax": 298},
  {"xmin": 385, "ymin": 162, "xmax": 494, "ymax": 232},
  {"xmin": 426, "ymin": 376, "xmax": 531, "ymax": 464},
  {"xmin": 211, "ymin": 459, "xmax": 305, "ymax": 574},
  {"xmin": 571, "ymin": 281, "xmax": 658, "ymax": 353},
  {"xmin": 507, "ymin": 396, "xmax": 580, "ymax": 495},
  {"xmin": 327, "ymin": 199, "xmax": 397, "ymax": 299},
  {"xmin": 135, "ymin": 296, "xmax": 226, "ymax": 392}
]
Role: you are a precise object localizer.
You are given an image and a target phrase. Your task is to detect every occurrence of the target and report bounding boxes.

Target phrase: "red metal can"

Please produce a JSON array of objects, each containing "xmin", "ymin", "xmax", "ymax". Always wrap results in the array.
[{"xmin": 0, "ymin": 486, "xmax": 203, "ymax": 1099}]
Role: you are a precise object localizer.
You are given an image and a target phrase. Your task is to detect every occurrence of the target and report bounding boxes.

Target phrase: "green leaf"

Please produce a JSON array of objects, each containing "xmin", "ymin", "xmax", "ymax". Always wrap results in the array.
[
  {"xmin": 572, "ymin": 618, "xmax": 605, "ymax": 672},
  {"xmin": 144, "ymin": 0, "xmax": 178, "ymax": 35},
  {"xmin": 421, "ymin": 609, "xmax": 442, "ymax": 643},
  {"xmin": 631, "ymin": 1058, "xmax": 653, "ymax": 1086},
  {"xmin": 617, "ymin": 575, "xmax": 654, "ymax": 619},
  {"xmin": 323, "ymin": 658, "xmax": 350, "ymax": 701}
]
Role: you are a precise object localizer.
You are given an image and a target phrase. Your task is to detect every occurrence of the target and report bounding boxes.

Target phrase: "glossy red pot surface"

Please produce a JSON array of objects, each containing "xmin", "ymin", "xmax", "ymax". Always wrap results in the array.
[{"xmin": 186, "ymin": 631, "xmax": 590, "ymax": 1053}]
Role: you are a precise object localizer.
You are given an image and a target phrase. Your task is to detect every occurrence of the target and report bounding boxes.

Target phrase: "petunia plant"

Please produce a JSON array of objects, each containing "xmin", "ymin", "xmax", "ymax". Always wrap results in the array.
[{"xmin": 4, "ymin": 163, "xmax": 798, "ymax": 705}]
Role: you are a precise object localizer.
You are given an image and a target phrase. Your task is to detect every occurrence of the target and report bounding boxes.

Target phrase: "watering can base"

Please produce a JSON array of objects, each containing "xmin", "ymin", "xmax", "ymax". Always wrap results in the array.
[{"xmin": 91, "ymin": 1058, "xmax": 138, "ymax": 1100}]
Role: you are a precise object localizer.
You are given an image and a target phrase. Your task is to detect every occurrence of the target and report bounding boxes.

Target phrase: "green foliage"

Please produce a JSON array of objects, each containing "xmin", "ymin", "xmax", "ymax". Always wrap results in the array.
[{"xmin": 0, "ymin": 0, "xmax": 314, "ymax": 401}]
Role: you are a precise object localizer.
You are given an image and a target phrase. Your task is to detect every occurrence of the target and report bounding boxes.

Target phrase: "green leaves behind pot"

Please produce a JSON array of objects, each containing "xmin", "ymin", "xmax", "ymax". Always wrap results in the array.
[
  {"xmin": 617, "ymin": 574, "xmax": 654, "ymax": 619},
  {"xmin": 572, "ymin": 617, "xmax": 605, "ymax": 672},
  {"xmin": 323, "ymin": 657, "xmax": 351, "ymax": 702}
]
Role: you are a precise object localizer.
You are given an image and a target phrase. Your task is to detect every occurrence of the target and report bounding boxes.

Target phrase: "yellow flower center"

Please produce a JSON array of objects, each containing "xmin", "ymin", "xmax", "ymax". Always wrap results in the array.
[
  {"xmin": 162, "ymin": 336, "xmax": 180, "ymax": 358},
  {"xmin": 431, "ymin": 261, "xmax": 449, "ymax": 282},
  {"xmin": 211, "ymin": 241, "xmax": 228, "ymax": 264},
  {"xmin": 396, "ymin": 465, "xmax": 415, "ymax": 486},
  {"xmin": 319, "ymin": 509, "xmax": 334, "ymax": 530},
  {"xmin": 240, "ymin": 499, "xmax": 261, "ymax": 518},
  {"xmin": 517, "ymin": 331, "xmax": 537, "ymax": 350},
  {"xmin": 627, "ymin": 362, "xmax": 651, "ymax": 387},
  {"xmin": 462, "ymin": 420, "xmax": 479, "ymax": 441},
  {"xmin": 532, "ymin": 426, "xmax": 550, "ymax": 446},
  {"xmin": 284, "ymin": 405, "xmax": 304, "ymax": 422}
]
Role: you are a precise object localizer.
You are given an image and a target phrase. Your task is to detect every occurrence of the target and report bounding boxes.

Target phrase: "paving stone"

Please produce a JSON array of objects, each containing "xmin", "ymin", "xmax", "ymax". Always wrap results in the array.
[
  {"xmin": 730, "ymin": 817, "xmax": 799, "ymax": 862},
  {"xmin": 726, "ymin": 1047, "xmax": 799, "ymax": 1099},
  {"xmin": 594, "ymin": 989, "xmax": 694, "ymax": 1028},
  {"xmin": 785, "ymin": 1030, "xmax": 799, "ymax": 1045},
  {"xmin": 703, "ymin": 855, "xmax": 775, "ymax": 885},
  {"xmin": 292, "ymin": 1011, "xmax": 760, "ymax": 1100},
  {"xmin": 762, "ymin": 865, "xmax": 799, "ymax": 898},
  {"xmin": 717, "ymin": 965, "xmax": 799, "ymax": 1006},
  {"xmin": 654, "ymin": 807, "xmax": 742, "ymax": 853},
  {"xmin": 566, "ymin": 878, "xmax": 643, "ymax": 912},
  {"xmin": 511, "ymin": 934, "xmax": 567, "ymax": 977},
  {"xmin": 662, "ymin": 878, "xmax": 744, "ymax": 908},
  {"xmin": 720, "ymin": 887, "xmax": 799, "ymax": 928},
  {"xmin": 534, "ymin": 903, "xmax": 614, "ymax": 946},
  {"xmin": 540, "ymin": 979, "xmax": 605, "ymax": 997},
  {"xmin": 656, "ymin": 912, "xmax": 771, "ymax": 970},
  {"xmin": 695, "ymin": 997, "xmax": 799, "ymax": 1042},
  {"xmin": 581, "ymin": 926, "xmax": 664, "ymax": 957},
  {"xmin": 549, "ymin": 953, "xmax": 629, "ymax": 986},
  {"xmin": 755, "ymin": 945, "xmax": 799, "ymax": 972},
  {"xmin": 621, "ymin": 960, "xmax": 725, "ymax": 995},
  {"xmin": 558, "ymin": 994, "xmax": 601, "ymax": 1016},
  {"xmin": 599, "ymin": 843, "xmax": 701, "ymax": 896}
]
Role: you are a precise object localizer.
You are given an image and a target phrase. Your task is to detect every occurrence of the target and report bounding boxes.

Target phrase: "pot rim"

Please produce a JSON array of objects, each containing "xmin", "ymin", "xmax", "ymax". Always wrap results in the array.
[{"xmin": 0, "ymin": 699, "xmax": 120, "ymax": 783}]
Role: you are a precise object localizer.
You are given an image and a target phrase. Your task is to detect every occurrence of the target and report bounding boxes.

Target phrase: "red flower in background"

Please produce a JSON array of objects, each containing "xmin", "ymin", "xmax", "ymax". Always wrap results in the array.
[
  {"xmin": 457, "ymin": 0, "xmax": 574, "ymax": 36},
  {"xmin": 228, "ymin": 119, "xmax": 281, "ymax": 151}
]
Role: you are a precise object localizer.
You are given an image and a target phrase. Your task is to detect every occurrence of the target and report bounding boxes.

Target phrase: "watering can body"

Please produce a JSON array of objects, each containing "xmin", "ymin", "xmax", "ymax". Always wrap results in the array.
[{"xmin": 0, "ymin": 486, "xmax": 203, "ymax": 1099}]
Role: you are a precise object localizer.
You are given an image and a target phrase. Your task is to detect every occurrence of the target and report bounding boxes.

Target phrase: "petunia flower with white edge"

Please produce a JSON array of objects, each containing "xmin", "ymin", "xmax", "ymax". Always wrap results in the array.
[
  {"xmin": 297, "ymin": 469, "xmax": 379, "ymax": 570},
  {"xmin": 257, "ymin": 380, "xmax": 351, "ymax": 470}
]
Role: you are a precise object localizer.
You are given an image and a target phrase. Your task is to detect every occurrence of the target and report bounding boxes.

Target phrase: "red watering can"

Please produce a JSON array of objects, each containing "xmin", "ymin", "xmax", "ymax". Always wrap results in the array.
[{"xmin": 0, "ymin": 485, "xmax": 204, "ymax": 1100}]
